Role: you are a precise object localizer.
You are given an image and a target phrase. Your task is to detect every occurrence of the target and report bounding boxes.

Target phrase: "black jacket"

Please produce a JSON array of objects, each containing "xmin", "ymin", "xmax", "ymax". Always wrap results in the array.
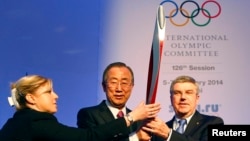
[
  {"xmin": 77, "ymin": 100, "xmax": 139, "ymax": 141},
  {"xmin": 151, "ymin": 111, "xmax": 224, "ymax": 141},
  {"xmin": 0, "ymin": 108, "xmax": 130, "ymax": 141}
]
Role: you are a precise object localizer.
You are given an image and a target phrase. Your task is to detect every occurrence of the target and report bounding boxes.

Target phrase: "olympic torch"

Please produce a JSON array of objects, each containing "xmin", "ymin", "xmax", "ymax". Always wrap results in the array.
[{"xmin": 146, "ymin": 5, "xmax": 166, "ymax": 104}]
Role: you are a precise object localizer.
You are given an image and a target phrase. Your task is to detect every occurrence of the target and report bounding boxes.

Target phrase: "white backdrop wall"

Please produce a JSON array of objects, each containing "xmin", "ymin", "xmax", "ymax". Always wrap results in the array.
[{"xmin": 98, "ymin": 0, "xmax": 250, "ymax": 124}]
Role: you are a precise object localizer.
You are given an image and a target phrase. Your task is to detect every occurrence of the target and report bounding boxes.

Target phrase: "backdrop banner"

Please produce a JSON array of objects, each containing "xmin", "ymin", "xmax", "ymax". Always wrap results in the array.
[{"xmin": 98, "ymin": 0, "xmax": 250, "ymax": 124}]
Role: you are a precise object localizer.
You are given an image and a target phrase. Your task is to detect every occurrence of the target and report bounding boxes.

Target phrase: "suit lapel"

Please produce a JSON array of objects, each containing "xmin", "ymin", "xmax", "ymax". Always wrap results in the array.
[
  {"xmin": 167, "ymin": 117, "xmax": 175, "ymax": 128},
  {"xmin": 97, "ymin": 100, "xmax": 116, "ymax": 123},
  {"xmin": 184, "ymin": 111, "xmax": 203, "ymax": 134},
  {"xmin": 98, "ymin": 100, "xmax": 138, "ymax": 132},
  {"xmin": 167, "ymin": 111, "xmax": 204, "ymax": 134}
]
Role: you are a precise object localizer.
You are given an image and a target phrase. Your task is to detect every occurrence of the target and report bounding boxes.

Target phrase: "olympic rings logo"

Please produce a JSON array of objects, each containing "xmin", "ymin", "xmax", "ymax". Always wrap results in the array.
[{"xmin": 160, "ymin": 0, "xmax": 221, "ymax": 27}]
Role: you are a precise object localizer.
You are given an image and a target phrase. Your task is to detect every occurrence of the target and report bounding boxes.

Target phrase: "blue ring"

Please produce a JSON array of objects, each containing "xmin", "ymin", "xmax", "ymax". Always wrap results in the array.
[{"xmin": 160, "ymin": 0, "xmax": 178, "ymax": 18}]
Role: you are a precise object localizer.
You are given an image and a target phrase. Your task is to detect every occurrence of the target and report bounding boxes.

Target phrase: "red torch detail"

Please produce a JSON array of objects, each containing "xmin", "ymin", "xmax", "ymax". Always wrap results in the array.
[{"xmin": 146, "ymin": 5, "xmax": 166, "ymax": 104}]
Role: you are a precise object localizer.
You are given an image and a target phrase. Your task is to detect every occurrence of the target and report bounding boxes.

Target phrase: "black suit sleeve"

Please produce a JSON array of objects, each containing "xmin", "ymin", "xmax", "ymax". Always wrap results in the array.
[
  {"xmin": 77, "ymin": 108, "xmax": 98, "ymax": 128},
  {"xmin": 33, "ymin": 117, "xmax": 130, "ymax": 141}
]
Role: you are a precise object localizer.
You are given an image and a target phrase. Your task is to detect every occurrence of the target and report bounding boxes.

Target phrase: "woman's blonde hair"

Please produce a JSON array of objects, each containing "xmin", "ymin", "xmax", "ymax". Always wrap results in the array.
[{"xmin": 10, "ymin": 75, "xmax": 51, "ymax": 110}]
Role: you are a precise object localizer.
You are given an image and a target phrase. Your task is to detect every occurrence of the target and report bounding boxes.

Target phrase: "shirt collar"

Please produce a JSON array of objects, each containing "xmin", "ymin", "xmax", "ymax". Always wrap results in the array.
[
  {"xmin": 174, "ymin": 112, "xmax": 195, "ymax": 127},
  {"xmin": 105, "ymin": 100, "xmax": 126, "ymax": 118}
]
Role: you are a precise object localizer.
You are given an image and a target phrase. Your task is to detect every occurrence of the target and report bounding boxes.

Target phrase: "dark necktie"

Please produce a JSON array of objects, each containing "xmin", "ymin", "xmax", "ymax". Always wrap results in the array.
[
  {"xmin": 176, "ymin": 119, "xmax": 186, "ymax": 134},
  {"xmin": 117, "ymin": 111, "xmax": 124, "ymax": 118}
]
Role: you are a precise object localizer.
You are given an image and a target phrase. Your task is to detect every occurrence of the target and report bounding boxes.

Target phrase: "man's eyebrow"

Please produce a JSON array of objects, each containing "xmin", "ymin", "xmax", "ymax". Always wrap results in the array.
[{"xmin": 121, "ymin": 78, "xmax": 130, "ymax": 80}]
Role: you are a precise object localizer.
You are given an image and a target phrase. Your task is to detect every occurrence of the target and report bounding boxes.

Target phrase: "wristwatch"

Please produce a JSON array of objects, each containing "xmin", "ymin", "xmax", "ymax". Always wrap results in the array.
[{"xmin": 125, "ymin": 114, "xmax": 134, "ymax": 124}]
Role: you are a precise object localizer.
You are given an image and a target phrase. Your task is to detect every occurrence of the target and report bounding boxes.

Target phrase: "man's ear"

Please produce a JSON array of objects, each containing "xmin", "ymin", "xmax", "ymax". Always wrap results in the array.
[
  {"xmin": 25, "ymin": 94, "xmax": 36, "ymax": 104},
  {"xmin": 102, "ymin": 82, "xmax": 107, "ymax": 92}
]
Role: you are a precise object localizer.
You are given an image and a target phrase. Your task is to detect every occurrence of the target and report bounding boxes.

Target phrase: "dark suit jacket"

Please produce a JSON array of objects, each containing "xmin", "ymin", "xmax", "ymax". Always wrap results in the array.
[
  {"xmin": 151, "ymin": 111, "xmax": 224, "ymax": 141},
  {"xmin": 77, "ymin": 100, "xmax": 139, "ymax": 141},
  {"xmin": 0, "ymin": 108, "xmax": 130, "ymax": 141}
]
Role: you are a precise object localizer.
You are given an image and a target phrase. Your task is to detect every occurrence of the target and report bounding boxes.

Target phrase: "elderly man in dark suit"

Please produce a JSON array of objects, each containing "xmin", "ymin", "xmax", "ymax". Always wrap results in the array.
[
  {"xmin": 141, "ymin": 75, "xmax": 224, "ymax": 141},
  {"xmin": 77, "ymin": 62, "xmax": 152, "ymax": 141}
]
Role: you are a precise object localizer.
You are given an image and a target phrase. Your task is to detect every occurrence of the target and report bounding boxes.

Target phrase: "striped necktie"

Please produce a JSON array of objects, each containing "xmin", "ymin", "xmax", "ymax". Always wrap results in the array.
[{"xmin": 176, "ymin": 119, "xmax": 186, "ymax": 134}]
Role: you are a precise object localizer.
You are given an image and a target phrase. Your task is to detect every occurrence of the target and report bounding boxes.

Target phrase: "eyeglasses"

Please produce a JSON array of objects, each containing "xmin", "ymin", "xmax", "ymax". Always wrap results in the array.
[{"xmin": 106, "ymin": 81, "xmax": 132, "ymax": 88}]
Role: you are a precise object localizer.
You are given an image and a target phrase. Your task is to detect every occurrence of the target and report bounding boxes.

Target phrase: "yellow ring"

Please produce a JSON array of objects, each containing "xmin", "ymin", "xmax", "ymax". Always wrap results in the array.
[{"xmin": 169, "ymin": 8, "xmax": 189, "ymax": 27}]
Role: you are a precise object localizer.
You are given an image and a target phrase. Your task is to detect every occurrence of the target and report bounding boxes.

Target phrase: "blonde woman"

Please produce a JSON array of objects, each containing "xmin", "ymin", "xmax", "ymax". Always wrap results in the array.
[{"xmin": 0, "ymin": 74, "xmax": 160, "ymax": 141}]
